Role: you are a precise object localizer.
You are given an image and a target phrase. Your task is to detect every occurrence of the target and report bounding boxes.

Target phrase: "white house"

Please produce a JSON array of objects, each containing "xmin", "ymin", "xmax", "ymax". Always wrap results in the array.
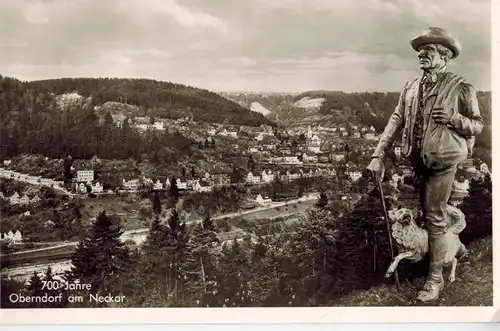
[
  {"xmin": 176, "ymin": 178, "xmax": 187, "ymax": 190},
  {"xmin": 261, "ymin": 170, "xmax": 275, "ymax": 183},
  {"xmin": 255, "ymin": 133, "xmax": 265, "ymax": 141},
  {"xmin": 208, "ymin": 129, "xmax": 216, "ymax": 136},
  {"xmin": 9, "ymin": 192, "xmax": 20, "ymax": 204},
  {"xmin": 40, "ymin": 178, "xmax": 52, "ymax": 186},
  {"xmin": 245, "ymin": 172, "xmax": 261, "ymax": 184},
  {"xmin": 365, "ymin": 133, "xmax": 378, "ymax": 140},
  {"xmin": 31, "ymin": 195, "xmax": 41, "ymax": 204},
  {"xmin": 348, "ymin": 171, "xmax": 362, "ymax": 182},
  {"xmin": 77, "ymin": 183, "xmax": 87, "ymax": 194},
  {"xmin": 91, "ymin": 182, "xmax": 104, "ymax": 194},
  {"xmin": 480, "ymin": 162, "xmax": 490, "ymax": 174},
  {"xmin": 77, "ymin": 170, "xmax": 94, "ymax": 183},
  {"xmin": 165, "ymin": 178, "xmax": 171, "ymax": 188},
  {"xmin": 12, "ymin": 230, "xmax": 22, "ymax": 243},
  {"xmin": 248, "ymin": 147, "xmax": 259, "ymax": 153},
  {"xmin": 153, "ymin": 180, "xmax": 163, "ymax": 190},
  {"xmin": 3, "ymin": 160, "xmax": 11, "ymax": 166},
  {"xmin": 19, "ymin": 193, "xmax": 30, "ymax": 205},
  {"xmin": 286, "ymin": 171, "xmax": 301, "ymax": 181},
  {"xmin": 353, "ymin": 132, "xmax": 361, "ymax": 138},
  {"xmin": 153, "ymin": 121, "xmax": 164, "ymax": 130},
  {"xmin": 255, "ymin": 194, "xmax": 272, "ymax": 206},
  {"xmin": 193, "ymin": 180, "xmax": 212, "ymax": 193},
  {"xmin": 123, "ymin": 179, "xmax": 140, "ymax": 191}
]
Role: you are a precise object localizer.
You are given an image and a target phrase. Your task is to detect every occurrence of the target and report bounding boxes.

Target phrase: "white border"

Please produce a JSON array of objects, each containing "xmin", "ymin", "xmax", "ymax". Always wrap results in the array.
[{"xmin": 1, "ymin": 0, "xmax": 499, "ymax": 325}]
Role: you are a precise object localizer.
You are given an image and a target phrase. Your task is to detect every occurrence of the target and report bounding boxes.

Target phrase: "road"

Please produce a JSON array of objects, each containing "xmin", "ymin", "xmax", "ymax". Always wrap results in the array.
[{"xmin": 0, "ymin": 169, "xmax": 73, "ymax": 196}]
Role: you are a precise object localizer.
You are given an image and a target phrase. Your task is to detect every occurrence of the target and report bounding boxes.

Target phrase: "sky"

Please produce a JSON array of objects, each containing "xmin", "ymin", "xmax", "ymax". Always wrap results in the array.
[{"xmin": 0, "ymin": 0, "xmax": 492, "ymax": 92}]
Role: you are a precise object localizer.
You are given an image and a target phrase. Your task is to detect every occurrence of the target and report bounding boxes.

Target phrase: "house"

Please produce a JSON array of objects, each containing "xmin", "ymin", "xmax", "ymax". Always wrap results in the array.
[
  {"xmin": 339, "ymin": 127, "xmax": 346, "ymax": 132},
  {"xmin": 245, "ymin": 172, "xmax": 261, "ymax": 184},
  {"xmin": 77, "ymin": 183, "xmax": 87, "ymax": 194},
  {"xmin": 248, "ymin": 147, "xmax": 259, "ymax": 153},
  {"xmin": 176, "ymin": 178, "xmax": 187, "ymax": 190},
  {"xmin": 331, "ymin": 154, "xmax": 345, "ymax": 162},
  {"xmin": 353, "ymin": 132, "xmax": 361, "ymax": 138},
  {"xmin": 261, "ymin": 170, "xmax": 275, "ymax": 183},
  {"xmin": 255, "ymin": 133, "xmax": 265, "ymax": 141},
  {"xmin": 307, "ymin": 134, "xmax": 322, "ymax": 153},
  {"xmin": 348, "ymin": 171, "xmax": 363, "ymax": 182},
  {"xmin": 123, "ymin": 179, "xmax": 140, "ymax": 191},
  {"xmin": 219, "ymin": 129, "xmax": 238, "ymax": 138},
  {"xmin": 369, "ymin": 126, "xmax": 376, "ymax": 132},
  {"xmin": 208, "ymin": 129, "xmax": 216, "ymax": 136},
  {"xmin": 255, "ymin": 194, "xmax": 272, "ymax": 206},
  {"xmin": 394, "ymin": 146, "xmax": 402, "ymax": 158},
  {"xmin": 91, "ymin": 182, "xmax": 104, "ymax": 194},
  {"xmin": 3, "ymin": 160, "xmax": 11, "ymax": 166},
  {"xmin": 165, "ymin": 178, "xmax": 171, "ymax": 188},
  {"xmin": 286, "ymin": 170, "xmax": 301, "ymax": 181},
  {"xmin": 12, "ymin": 230, "xmax": 22, "ymax": 243},
  {"xmin": 31, "ymin": 194, "xmax": 41, "ymax": 204},
  {"xmin": 193, "ymin": 180, "xmax": 212, "ymax": 193},
  {"xmin": 77, "ymin": 170, "xmax": 94, "ymax": 183},
  {"xmin": 153, "ymin": 180, "xmax": 163, "ymax": 190},
  {"xmin": 212, "ymin": 174, "xmax": 231, "ymax": 186},
  {"xmin": 153, "ymin": 121, "xmax": 164, "ymax": 130},
  {"xmin": 9, "ymin": 192, "xmax": 20, "ymax": 204},
  {"xmin": 364, "ymin": 133, "xmax": 378, "ymax": 140},
  {"xmin": 342, "ymin": 131, "xmax": 349, "ymax": 137},
  {"xmin": 283, "ymin": 156, "xmax": 301, "ymax": 164},
  {"xmin": 306, "ymin": 126, "xmax": 314, "ymax": 139},
  {"xmin": 480, "ymin": 162, "xmax": 490, "ymax": 174},
  {"xmin": 19, "ymin": 193, "xmax": 30, "ymax": 205},
  {"xmin": 0, "ymin": 192, "xmax": 4, "ymax": 200}
]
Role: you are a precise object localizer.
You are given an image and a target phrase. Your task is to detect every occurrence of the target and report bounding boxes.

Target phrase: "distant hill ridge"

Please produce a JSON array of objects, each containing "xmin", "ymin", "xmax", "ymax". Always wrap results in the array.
[{"xmin": 20, "ymin": 77, "xmax": 272, "ymax": 127}]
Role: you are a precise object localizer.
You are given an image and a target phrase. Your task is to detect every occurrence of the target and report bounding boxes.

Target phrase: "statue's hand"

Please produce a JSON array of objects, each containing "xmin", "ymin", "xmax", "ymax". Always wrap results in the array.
[
  {"xmin": 366, "ymin": 157, "xmax": 385, "ymax": 183},
  {"xmin": 432, "ymin": 107, "xmax": 453, "ymax": 124}
]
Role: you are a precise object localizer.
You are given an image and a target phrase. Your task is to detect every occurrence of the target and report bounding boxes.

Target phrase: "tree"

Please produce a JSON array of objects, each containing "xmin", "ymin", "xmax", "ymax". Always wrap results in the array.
[
  {"xmin": 182, "ymin": 167, "xmax": 187, "ymax": 178},
  {"xmin": 315, "ymin": 191, "xmax": 328, "ymax": 209},
  {"xmin": 26, "ymin": 271, "xmax": 43, "ymax": 307},
  {"xmin": 151, "ymin": 191, "xmax": 162, "ymax": 215},
  {"xmin": 168, "ymin": 176, "xmax": 180, "ymax": 205},
  {"xmin": 181, "ymin": 213, "xmax": 219, "ymax": 305},
  {"xmin": 459, "ymin": 173, "xmax": 492, "ymax": 245},
  {"xmin": 132, "ymin": 209, "xmax": 190, "ymax": 306},
  {"xmin": 68, "ymin": 211, "xmax": 131, "ymax": 303},
  {"xmin": 191, "ymin": 167, "xmax": 196, "ymax": 178}
]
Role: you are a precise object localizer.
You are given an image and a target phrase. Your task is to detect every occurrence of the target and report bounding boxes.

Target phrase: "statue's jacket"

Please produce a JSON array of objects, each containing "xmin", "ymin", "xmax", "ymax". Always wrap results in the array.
[{"xmin": 372, "ymin": 71, "xmax": 484, "ymax": 170}]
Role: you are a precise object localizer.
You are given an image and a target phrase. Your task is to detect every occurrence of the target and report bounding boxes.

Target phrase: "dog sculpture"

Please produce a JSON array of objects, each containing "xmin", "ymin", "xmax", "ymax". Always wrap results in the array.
[{"xmin": 384, "ymin": 205, "xmax": 468, "ymax": 282}]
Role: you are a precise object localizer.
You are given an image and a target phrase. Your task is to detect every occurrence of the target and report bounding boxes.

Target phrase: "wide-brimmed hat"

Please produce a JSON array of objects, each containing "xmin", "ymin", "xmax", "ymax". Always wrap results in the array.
[{"xmin": 410, "ymin": 27, "xmax": 461, "ymax": 58}]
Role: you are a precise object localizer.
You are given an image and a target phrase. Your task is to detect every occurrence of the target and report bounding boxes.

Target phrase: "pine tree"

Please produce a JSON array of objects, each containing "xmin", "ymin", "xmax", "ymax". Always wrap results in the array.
[
  {"xmin": 459, "ymin": 173, "xmax": 492, "ymax": 244},
  {"xmin": 169, "ymin": 176, "xmax": 180, "ymax": 201},
  {"xmin": 315, "ymin": 191, "xmax": 328, "ymax": 209},
  {"xmin": 26, "ymin": 271, "xmax": 43, "ymax": 307},
  {"xmin": 132, "ymin": 209, "xmax": 189, "ymax": 306},
  {"xmin": 191, "ymin": 167, "xmax": 196, "ymax": 178},
  {"xmin": 151, "ymin": 191, "xmax": 162, "ymax": 215},
  {"xmin": 68, "ymin": 211, "xmax": 131, "ymax": 301}
]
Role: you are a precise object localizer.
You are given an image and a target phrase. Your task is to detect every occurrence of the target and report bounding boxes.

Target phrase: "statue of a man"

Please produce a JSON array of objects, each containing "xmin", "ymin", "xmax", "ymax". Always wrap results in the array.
[{"xmin": 366, "ymin": 27, "xmax": 483, "ymax": 302}]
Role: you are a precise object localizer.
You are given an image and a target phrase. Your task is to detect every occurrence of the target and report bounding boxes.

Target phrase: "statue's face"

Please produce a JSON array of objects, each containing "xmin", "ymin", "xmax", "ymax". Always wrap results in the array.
[{"xmin": 417, "ymin": 43, "xmax": 445, "ymax": 70}]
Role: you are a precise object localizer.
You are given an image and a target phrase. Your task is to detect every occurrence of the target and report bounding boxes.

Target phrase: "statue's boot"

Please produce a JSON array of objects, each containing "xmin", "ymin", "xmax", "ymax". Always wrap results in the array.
[{"xmin": 416, "ymin": 233, "xmax": 447, "ymax": 303}]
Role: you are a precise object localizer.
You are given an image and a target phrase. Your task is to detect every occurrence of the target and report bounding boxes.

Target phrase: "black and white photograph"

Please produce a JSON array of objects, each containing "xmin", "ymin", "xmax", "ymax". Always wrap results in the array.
[{"xmin": 0, "ymin": 0, "xmax": 495, "ymax": 323}]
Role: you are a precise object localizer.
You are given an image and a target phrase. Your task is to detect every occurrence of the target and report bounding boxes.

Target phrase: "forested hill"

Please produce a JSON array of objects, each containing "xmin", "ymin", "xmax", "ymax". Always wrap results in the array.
[{"xmin": 20, "ymin": 77, "xmax": 271, "ymax": 127}]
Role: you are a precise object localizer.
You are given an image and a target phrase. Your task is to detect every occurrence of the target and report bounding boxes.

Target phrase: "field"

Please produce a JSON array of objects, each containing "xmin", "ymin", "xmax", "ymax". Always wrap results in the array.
[{"xmin": 80, "ymin": 195, "xmax": 151, "ymax": 230}]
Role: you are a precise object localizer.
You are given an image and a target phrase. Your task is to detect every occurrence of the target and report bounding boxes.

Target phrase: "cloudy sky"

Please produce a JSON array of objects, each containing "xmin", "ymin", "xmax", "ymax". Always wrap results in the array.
[{"xmin": 0, "ymin": 0, "xmax": 492, "ymax": 92}]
